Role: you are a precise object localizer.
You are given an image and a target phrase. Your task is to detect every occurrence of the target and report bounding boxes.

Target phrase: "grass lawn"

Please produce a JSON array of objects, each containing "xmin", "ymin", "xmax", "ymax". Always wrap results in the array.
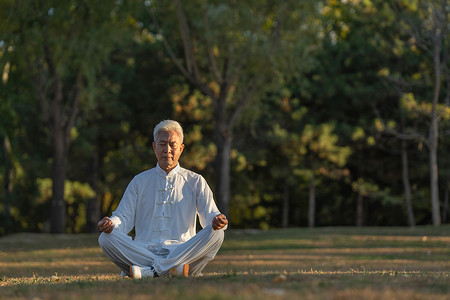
[{"xmin": 0, "ymin": 226, "xmax": 449, "ymax": 299}]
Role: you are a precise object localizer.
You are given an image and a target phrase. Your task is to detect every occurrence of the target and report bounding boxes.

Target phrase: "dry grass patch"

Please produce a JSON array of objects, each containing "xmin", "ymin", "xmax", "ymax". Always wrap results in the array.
[{"xmin": 0, "ymin": 226, "xmax": 448, "ymax": 299}]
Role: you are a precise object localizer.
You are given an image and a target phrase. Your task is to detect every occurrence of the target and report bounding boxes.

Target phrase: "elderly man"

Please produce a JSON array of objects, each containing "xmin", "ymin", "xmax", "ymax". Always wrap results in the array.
[{"xmin": 98, "ymin": 120, "xmax": 228, "ymax": 278}]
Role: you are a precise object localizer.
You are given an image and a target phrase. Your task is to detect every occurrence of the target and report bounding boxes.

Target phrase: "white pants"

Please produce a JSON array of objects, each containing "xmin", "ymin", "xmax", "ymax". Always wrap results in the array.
[{"xmin": 98, "ymin": 225, "xmax": 224, "ymax": 277}]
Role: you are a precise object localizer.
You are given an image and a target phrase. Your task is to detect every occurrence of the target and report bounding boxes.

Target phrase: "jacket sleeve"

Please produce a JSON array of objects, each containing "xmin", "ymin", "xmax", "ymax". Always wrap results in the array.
[
  {"xmin": 110, "ymin": 177, "xmax": 138, "ymax": 234},
  {"xmin": 195, "ymin": 175, "xmax": 226, "ymax": 229}
]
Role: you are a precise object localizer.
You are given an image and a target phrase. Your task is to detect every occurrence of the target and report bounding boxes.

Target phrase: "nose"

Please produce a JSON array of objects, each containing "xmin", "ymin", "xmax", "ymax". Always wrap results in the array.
[{"xmin": 163, "ymin": 144, "xmax": 171, "ymax": 153}]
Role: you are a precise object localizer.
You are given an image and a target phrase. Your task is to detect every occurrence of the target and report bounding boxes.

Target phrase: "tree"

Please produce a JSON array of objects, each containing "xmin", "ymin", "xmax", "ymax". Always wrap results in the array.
[
  {"xmin": 379, "ymin": 0, "xmax": 449, "ymax": 225},
  {"xmin": 309, "ymin": 0, "xmax": 403, "ymax": 226},
  {"xmin": 317, "ymin": 0, "xmax": 449, "ymax": 226},
  {"xmin": 144, "ymin": 0, "xmax": 319, "ymax": 216},
  {"xmin": 400, "ymin": 140, "xmax": 416, "ymax": 226},
  {"xmin": 295, "ymin": 124, "xmax": 351, "ymax": 227},
  {"xmin": 0, "ymin": 54, "xmax": 17, "ymax": 234},
  {"xmin": 351, "ymin": 178, "xmax": 396, "ymax": 226},
  {"xmin": 2, "ymin": 0, "xmax": 132, "ymax": 232}
]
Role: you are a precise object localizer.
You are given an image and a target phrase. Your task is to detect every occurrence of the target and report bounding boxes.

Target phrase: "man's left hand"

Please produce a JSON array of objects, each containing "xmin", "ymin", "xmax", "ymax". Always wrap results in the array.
[{"xmin": 212, "ymin": 214, "xmax": 228, "ymax": 230}]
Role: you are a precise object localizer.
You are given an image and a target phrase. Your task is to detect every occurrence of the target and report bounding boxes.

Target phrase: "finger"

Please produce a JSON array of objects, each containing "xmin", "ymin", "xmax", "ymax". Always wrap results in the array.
[
  {"xmin": 213, "ymin": 220, "xmax": 220, "ymax": 230},
  {"xmin": 98, "ymin": 217, "xmax": 110, "ymax": 227},
  {"xmin": 102, "ymin": 224, "xmax": 113, "ymax": 233},
  {"xmin": 212, "ymin": 216, "xmax": 226, "ymax": 230},
  {"xmin": 218, "ymin": 219, "xmax": 227, "ymax": 225},
  {"xmin": 217, "ymin": 222, "xmax": 227, "ymax": 229},
  {"xmin": 214, "ymin": 222, "xmax": 225, "ymax": 229},
  {"xmin": 100, "ymin": 221, "xmax": 111, "ymax": 231},
  {"xmin": 219, "ymin": 218, "xmax": 227, "ymax": 224},
  {"xmin": 103, "ymin": 222, "xmax": 112, "ymax": 230}
]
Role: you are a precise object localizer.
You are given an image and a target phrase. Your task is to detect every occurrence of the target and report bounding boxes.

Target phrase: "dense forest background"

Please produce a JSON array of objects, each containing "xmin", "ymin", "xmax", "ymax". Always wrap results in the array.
[{"xmin": 0, "ymin": 0, "xmax": 448, "ymax": 235}]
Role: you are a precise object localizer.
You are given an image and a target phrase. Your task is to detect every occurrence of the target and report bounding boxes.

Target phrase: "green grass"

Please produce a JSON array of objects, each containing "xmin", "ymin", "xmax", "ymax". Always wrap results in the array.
[{"xmin": 0, "ymin": 226, "xmax": 449, "ymax": 299}]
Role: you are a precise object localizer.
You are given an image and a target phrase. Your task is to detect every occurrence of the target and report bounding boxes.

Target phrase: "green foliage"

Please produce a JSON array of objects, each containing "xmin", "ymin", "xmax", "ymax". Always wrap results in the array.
[
  {"xmin": 36, "ymin": 178, "xmax": 95, "ymax": 233},
  {"xmin": 0, "ymin": 0, "xmax": 449, "ymax": 233},
  {"xmin": 299, "ymin": 123, "xmax": 352, "ymax": 168}
]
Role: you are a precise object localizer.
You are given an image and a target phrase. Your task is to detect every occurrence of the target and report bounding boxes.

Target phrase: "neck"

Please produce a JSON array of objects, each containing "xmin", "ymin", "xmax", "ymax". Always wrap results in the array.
[{"xmin": 159, "ymin": 163, "xmax": 177, "ymax": 174}]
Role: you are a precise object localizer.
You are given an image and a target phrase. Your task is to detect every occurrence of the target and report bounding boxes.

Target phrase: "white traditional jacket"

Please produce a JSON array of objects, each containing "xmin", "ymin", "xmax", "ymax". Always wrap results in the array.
[{"xmin": 110, "ymin": 163, "xmax": 222, "ymax": 251}]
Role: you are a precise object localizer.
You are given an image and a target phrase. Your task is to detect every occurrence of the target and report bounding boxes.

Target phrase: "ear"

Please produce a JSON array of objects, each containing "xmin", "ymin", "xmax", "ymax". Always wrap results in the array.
[
  {"xmin": 152, "ymin": 142, "xmax": 156, "ymax": 152},
  {"xmin": 180, "ymin": 144, "xmax": 185, "ymax": 153}
]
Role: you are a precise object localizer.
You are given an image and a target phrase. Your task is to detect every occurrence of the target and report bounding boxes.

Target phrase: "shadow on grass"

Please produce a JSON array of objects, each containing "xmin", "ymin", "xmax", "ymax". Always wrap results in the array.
[
  {"xmin": 1, "ymin": 227, "xmax": 449, "ymax": 300},
  {"xmin": 0, "ymin": 233, "xmax": 100, "ymax": 251},
  {"xmin": 2, "ymin": 270, "xmax": 449, "ymax": 300}
]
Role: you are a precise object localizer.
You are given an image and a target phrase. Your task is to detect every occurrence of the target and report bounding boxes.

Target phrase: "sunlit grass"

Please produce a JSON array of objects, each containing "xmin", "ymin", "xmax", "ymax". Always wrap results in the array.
[{"xmin": 0, "ymin": 226, "xmax": 449, "ymax": 299}]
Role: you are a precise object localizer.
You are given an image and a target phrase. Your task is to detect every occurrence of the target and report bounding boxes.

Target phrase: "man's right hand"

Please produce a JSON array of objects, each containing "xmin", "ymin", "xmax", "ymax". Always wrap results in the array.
[{"xmin": 98, "ymin": 217, "xmax": 114, "ymax": 234}]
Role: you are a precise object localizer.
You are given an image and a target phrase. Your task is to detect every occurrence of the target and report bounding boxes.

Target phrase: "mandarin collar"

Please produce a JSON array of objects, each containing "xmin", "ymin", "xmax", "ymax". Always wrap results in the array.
[{"xmin": 156, "ymin": 163, "xmax": 181, "ymax": 177}]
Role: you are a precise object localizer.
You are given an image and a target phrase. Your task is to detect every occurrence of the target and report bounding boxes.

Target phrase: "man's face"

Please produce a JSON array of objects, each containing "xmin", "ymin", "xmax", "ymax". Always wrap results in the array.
[{"xmin": 152, "ymin": 130, "xmax": 185, "ymax": 173}]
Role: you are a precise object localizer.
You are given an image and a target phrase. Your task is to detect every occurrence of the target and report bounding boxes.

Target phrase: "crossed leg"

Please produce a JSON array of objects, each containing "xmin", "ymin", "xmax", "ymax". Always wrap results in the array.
[{"xmin": 98, "ymin": 225, "xmax": 224, "ymax": 277}]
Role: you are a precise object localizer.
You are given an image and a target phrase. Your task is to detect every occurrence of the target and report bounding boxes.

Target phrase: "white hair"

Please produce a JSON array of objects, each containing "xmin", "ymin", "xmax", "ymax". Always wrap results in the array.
[{"xmin": 153, "ymin": 120, "xmax": 184, "ymax": 143}]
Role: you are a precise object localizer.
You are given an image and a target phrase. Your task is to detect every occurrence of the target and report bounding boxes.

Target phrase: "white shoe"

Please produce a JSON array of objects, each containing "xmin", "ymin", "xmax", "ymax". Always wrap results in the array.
[{"xmin": 130, "ymin": 265, "xmax": 155, "ymax": 279}]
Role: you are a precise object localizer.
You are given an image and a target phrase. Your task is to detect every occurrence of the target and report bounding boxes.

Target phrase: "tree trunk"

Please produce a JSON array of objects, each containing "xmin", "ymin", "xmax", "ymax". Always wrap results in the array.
[
  {"xmin": 429, "ymin": 113, "xmax": 441, "ymax": 226},
  {"xmin": 401, "ymin": 140, "xmax": 415, "ymax": 227},
  {"xmin": 308, "ymin": 173, "xmax": 315, "ymax": 228},
  {"xmin": 429, "ymin": 29, "xmax": 442, "ymax": 226},
  {"xmin": 50, "ymin": 119, "xmax": 67, "ymax": 233},
  {"xmin": 282, "ymin": 180, "xmax": 289, "ymax": 228},
  {"xmin": 2, "ymin": 136, "xmax": 13, "ymax": 233},
  {"xmin": 442, "ymin": 180, "xmax": 449, "ymax": 224},
  {"xmin": 214, "ymin": 136, "xmax": 231, "ymax": 217},
  {"xmin": 356, "ymin": 192, "xmax": 364, "ymax": 227},
  {"xmin": 214, "ymin": 98, "xmax": 232, "ymax": 217},
  {"xmin": 86, "ymin": 142, "xmax": 100, "ymax": 233}
]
